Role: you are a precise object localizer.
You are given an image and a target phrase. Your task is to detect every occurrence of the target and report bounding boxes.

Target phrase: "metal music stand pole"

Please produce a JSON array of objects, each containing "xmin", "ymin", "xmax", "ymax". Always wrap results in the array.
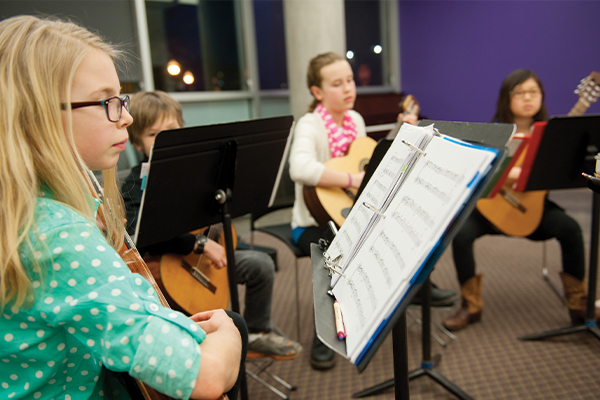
[
  {"xmin": 352, "ymin": 276, "xmax": 474, "ymax": 400},
  {"xmin": 351, "ymin": 311, "xmax": 410, "ymax": 400},
  {"xmin": 213, "ymin": 141, "xmax": 248, "ymax": 400},
  {"xmin": 407, "ymin": 276, "xmax": 473, "ymax": 399}
]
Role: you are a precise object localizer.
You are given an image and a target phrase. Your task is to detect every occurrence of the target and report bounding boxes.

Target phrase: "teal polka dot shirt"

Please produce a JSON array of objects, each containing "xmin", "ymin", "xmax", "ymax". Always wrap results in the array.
[{"xmin": 1, "ymin": 190, "xmax": 206, "ymax": 399}]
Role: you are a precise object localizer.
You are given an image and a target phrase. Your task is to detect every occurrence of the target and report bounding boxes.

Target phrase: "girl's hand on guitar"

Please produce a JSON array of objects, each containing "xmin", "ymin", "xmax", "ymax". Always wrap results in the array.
[
  {"xmin": 506, "ymin": 166, "xmax": 522, "ymax": 186},
  {"xmin": 190, "ymin": 309, "xmax": 236, "ymax": 334},
  {"xmin": 203, "ymin": 239, "xmax": 228, "ymax": 269},
  {"xmin": 400, "ymin": 112, "xmax": 418, "ymax": 126},
  {"xmin": 398, "ymin": 95, "xmax": 420, "ymax": 125},
  {"xmin": 351, "ymin": 171, "xmax": 365, "ymax": 189}
]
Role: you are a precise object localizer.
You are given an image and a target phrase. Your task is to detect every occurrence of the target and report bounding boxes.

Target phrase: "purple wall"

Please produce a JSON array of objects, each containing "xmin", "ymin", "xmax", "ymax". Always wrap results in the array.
[{"xmin": 399, "ymin": 1, "xmax": 600, "ymax": 123}]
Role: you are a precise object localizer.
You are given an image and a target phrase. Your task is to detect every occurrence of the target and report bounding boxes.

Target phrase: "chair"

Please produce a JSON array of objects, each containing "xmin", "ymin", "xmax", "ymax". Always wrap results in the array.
[
  {"xmin": 541, "ymin": 240, "xmax": 566, "ymax": 304},
  {"xmin": 406, "ymin": 304, "xmax": 457, "ymax": 347},
  {"xmin": 245, "ymin": 333, "xmax": 298, "ymax": 400}
]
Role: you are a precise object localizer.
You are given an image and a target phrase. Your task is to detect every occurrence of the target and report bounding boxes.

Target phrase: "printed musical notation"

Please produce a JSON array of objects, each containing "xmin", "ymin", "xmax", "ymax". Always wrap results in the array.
[
  {"xmin": 414, "ymin": 159, "xmax": 465, "ymax": 203},
  {"xmin": 328, "ymin": 123, "xmax": 498, "ymax": 363},
  {"xmin": 326, "ymin": 125, "xmax": 426, "ymax": 270}
]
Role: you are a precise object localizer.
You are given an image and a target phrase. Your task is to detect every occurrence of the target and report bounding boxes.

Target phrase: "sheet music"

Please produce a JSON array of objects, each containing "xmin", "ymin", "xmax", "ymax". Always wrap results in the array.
[
  {"xmin": 329, "ymin": 125, "xmax": 497, "ymax": 362},
  {"xmin": 325, "ymin": 124, "xmax": 433, "ymax": 275}
]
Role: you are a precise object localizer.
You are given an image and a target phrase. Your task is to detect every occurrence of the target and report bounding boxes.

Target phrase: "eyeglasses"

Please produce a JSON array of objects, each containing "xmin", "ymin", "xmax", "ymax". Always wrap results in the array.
[
  {"xmin": 510, "ymin": 88, "xmax": 541, "ymax": 99},
  {"xmin": 61, "ymin": 95, "xmax": 130, "ymax": 123}
]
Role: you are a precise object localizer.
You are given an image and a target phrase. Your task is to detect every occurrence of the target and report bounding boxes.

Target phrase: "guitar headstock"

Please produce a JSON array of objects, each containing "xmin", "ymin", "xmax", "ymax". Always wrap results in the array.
[
  {"xmin": 399, "ymin": 94, "xmax": 419, "ymax": 116},
  {"xmin": 574, "ymin": 72, "xmax": 600, "ymax": 107}
]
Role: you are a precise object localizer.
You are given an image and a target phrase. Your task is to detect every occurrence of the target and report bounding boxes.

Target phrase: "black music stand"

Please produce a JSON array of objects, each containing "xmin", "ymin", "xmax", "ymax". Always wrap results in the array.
[
  {"xmin": 517, "ymin": 115, "xmax": 600, "ymax": 341},
  {"xmin": 313, "ymin": 121, "xmax": 512, "ymax": 400},
  {"xmin": 134, "ymin": 116, "xmax": 294, "ymax": 399}
]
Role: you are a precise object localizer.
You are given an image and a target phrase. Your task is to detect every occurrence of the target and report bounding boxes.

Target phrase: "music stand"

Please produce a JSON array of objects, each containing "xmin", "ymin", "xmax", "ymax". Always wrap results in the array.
[
  {"xmin": 516, "ymin": 114, "xmax": 600, "ymax": 341},
  {"xmin": 313, "ymin": 121, "xmax": 512, "ymax": 400},
  {"xmin": 134, "ymin": 116, "xmax": 293, "ymax": 400}
]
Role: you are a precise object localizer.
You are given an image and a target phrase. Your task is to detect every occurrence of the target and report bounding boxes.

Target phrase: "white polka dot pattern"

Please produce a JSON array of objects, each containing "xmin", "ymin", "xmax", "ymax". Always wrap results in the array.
[{"xmin": 1, "ymin": 195, "xmax": 206, "ymax": 399}]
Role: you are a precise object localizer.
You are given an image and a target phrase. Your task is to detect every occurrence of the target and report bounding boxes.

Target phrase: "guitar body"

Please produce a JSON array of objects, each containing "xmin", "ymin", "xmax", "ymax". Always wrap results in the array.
[
  {"xmin": 158, "ymin": 225, "xmax": 234, "ymax": 315},
  {"xmin": 304, "ymin": 136, "xmax": 377, "ymax": 229},
  {"xmin": 476, "ymin": 189, "xmax": 546, "ymax": 237},
  {"xmin": 475, "ymin": 142, "xmax": 547, "ymax": 237}
]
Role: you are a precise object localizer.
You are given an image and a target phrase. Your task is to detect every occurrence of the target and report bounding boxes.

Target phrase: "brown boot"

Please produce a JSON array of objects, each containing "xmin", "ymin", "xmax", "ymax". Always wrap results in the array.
[
  {"xmin": 443, "ymin": 274, "xmax": 483, "ymax": 331},
  {"xmin": 560, "ymin": 272, "xmax": 600, "ymax": 324}
]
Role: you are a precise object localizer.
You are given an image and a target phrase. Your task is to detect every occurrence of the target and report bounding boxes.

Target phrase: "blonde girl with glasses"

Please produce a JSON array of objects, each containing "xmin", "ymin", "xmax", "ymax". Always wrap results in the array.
[
  {"xmin": 443, "ymin": 69, "xmax": 597, "ymax": 332},
  {"xmin": 0, "ymin": 15, "xmax": 241, "ymax": 399}
]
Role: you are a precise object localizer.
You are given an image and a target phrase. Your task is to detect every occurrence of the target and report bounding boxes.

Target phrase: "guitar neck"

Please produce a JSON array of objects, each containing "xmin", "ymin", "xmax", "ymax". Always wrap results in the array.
[{"xmin": 568, "ymin": 99, "xmax": 590, "ymax": 116}]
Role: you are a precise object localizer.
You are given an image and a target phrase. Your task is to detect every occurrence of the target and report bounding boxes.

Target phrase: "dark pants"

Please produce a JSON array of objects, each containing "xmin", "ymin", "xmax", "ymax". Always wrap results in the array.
[
  {"xmin": 452, "ymin": 200, "xmax": 585, "ymax": 285},
  {"xmin": 225, "ymin": 310, "xmax": 248, "ymax": 400},
  {"xmin": 234, "ymin": 250, "xmax": 275, "ymax": 333}
]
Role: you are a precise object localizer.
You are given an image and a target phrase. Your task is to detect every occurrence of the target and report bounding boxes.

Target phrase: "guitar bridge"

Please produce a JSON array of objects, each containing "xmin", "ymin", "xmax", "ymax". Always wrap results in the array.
[
  {"xmin": 499, "ymin": 189, "xmax": 527, "ymax": 213},
  {"xmin": 180, "ymin": 259, "xmax": 217, "ymax": 294}
]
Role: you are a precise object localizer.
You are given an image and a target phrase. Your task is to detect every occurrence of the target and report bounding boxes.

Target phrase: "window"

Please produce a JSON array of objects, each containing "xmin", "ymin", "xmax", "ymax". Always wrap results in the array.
[
  {"xmin": 0, "ymin": 1, "xmax": 141, "ymax": 92},
  {"xmin": 251, "ymin": 0, "xmax": 395, "ymax": 91},
  {"xmin": 345, "ymin": 0, "xmax": 385, "ymax": 87},
  {"xmin": 253, "ymin": 0, "xmax": 288, "ymax": 90},
  {"xmin": 145, "ymin": 0, "xmax": 245, "ymax": 92}
]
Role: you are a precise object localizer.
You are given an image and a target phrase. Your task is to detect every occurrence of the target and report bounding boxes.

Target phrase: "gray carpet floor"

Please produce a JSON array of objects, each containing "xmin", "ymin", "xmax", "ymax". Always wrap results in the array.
[{"xmin": 235, "ymin": 188, "xmax": 600, "ymax": 399}]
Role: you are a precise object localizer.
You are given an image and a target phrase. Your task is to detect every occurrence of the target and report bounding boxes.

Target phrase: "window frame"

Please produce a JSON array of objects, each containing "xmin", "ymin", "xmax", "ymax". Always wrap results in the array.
[{"xmin": 132, "ymin": 0, "xmax": 401, "ymax": 114}]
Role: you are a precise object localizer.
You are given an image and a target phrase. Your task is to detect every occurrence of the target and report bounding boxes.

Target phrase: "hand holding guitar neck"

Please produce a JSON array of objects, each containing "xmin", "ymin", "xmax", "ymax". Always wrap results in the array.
[{"xmin": 398, "ymin": 94, "xmax": 420, "ymax": 125}]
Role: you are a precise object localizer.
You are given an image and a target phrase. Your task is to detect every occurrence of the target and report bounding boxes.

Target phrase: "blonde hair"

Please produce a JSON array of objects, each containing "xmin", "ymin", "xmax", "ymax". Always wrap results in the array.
[
  {"xmin": 306, "ymin": 52, "xmax": 346, "ymax": 113},
  {"xmin": 128, "ymin": 91, "xmax": 184, "ymax": 147},
  {"xmin": 0, "ymin": 16, "xmax": 126, "ymax": 310}
]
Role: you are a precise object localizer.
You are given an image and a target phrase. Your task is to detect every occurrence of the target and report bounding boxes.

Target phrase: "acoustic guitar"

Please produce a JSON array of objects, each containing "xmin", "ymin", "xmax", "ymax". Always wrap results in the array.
[
  {"xmin": 476, "ymin": 72, "xmax": 600, "ymax": 237},
  {"xmin": 303, "ymin": 95, "xmax": 420, "ymax": 229},
  {"xmin": 303, "ymin": 136, "xmax": 378, "ymax": 229},
  {"xmin": 85, "ymin": 171, "xmax": 228, "ymax": 400},
  {"xmin": 151, "ymin": 224, "xmax": 234, "ymax": 315}
]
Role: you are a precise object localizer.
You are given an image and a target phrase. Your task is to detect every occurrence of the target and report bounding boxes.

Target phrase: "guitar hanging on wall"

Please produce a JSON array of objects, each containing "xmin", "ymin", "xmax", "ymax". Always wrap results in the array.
[{"xmin": 476, "ymin": 72, "xmax": 600, "ymax": 237}]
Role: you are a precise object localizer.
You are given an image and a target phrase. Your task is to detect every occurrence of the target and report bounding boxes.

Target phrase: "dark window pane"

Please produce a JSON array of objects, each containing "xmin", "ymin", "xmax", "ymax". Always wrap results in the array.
[
  {"xmin": 345, "ymin": 0, "xmax": 383, "ymax": 87},
  {"xmin": 0, "ymin": 1, "xmax": 141, "ymax": 90},
  {"xmin": 253, "ymin": 0, "xmax": 288, "ymax": 89},
  {"xmin": 146, "ymin": 0, "xmax": 243, "ymax": 92}
]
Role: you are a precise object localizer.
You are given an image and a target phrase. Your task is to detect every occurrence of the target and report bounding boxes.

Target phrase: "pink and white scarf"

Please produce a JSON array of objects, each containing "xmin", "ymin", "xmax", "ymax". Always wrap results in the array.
[{"xmin": 315, "ymin": 103, "xmax": 357, "ymax": 158}]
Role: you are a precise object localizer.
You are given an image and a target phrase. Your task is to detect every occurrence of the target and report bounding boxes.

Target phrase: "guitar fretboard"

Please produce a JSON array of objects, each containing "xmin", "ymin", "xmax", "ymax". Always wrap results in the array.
[{"xmin": 569, "ymin": 99, "xmax": 590, "ymax": 117}]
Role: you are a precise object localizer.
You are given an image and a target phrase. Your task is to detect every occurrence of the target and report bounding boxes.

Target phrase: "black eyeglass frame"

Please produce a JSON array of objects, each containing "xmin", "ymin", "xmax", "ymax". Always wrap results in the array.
[{"xmin": 61, "ymin": 95, "xmax": 130, "ymax": 123}]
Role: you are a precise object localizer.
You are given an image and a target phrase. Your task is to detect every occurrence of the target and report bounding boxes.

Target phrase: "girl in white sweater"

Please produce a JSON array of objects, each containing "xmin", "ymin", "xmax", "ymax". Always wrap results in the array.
[
  {"xmin": 288, "ymin": 52, "xmax": 367, "ymax": 371},
  {"xmin": 289, "ymin": 52, "xmax": 367, "ymax": 257}
]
